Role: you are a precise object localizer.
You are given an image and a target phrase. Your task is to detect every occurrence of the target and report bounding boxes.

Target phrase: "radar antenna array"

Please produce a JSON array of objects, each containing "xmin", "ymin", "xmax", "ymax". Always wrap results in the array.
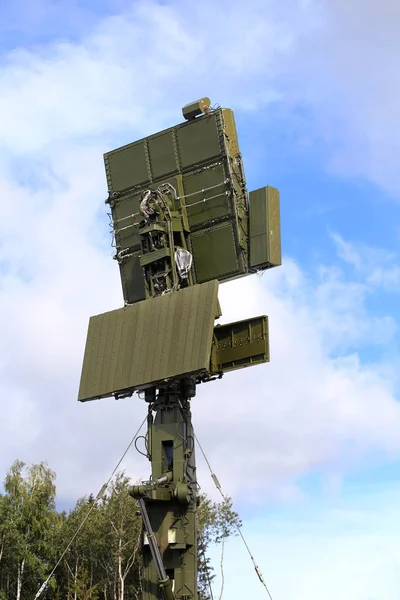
[{"xmin": 79, "ymin": 97, "xmax": 281, "ymax": 600}]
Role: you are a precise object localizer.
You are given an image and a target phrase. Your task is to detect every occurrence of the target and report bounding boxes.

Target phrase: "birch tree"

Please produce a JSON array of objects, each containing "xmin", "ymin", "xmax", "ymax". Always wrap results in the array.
[
  {"xmin": 0, "ymin": 462, "xmax": 239, "ymax": 600},
  {"xmin": 197, "ymin": 494, "xmax": 241, "ymax": 600},
  {"xmin": 100, "ymin": 473, "xmax": 141, "ymax": 600},
  {"xmin": 2, "ymin": 460, "xmax": 57, "ymax": 600}
]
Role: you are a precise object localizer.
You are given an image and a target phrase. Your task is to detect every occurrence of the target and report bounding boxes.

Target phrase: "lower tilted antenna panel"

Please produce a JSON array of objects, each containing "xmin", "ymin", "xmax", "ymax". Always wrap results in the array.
[{"xmin": 78, "ymin": 281, "xmax": 219, "ymax": 401}]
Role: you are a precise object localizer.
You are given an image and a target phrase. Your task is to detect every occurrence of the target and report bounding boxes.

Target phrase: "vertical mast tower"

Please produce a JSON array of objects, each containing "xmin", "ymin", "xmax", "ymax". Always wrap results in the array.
[{"xmin": 78, "ymin": 98, "xmax": 281, "ymax": 600}]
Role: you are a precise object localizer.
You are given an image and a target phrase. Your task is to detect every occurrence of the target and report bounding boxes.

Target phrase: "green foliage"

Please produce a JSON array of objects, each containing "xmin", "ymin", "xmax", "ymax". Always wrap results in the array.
[
  {"xmin": 66, "ymin": 567, "xmax": 100, "ymax": 600},
  {"xmin": 0, "ymin": 460, "xmax": 58, "ymax": 600},
  {"xmin": 197, "ymin": 494, "xmax": 241, "ymax": 600},
  {"xmin": 0, "ymin": 462, "xmax": 238, "ymax": 600}
]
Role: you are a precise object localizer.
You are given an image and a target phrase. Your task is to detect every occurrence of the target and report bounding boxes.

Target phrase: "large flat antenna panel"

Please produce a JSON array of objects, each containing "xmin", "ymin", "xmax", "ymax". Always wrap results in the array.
[{"xmin": 78, "ymin": 281, "xmax": 219, "ymax": 401}]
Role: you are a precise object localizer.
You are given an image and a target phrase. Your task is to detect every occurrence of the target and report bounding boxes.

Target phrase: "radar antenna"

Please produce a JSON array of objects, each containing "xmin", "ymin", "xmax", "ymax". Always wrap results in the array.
[{"xmin": 79, "ymin": 97, "xmax": 282, "ymax": 599}]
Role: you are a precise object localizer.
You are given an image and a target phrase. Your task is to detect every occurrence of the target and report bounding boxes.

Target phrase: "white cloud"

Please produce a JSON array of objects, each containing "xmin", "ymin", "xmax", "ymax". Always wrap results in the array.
[
  {"xmin": 208, "ymin": 490, "xmax": 400, "ymax": 600},
  {"xmin": 193, "ymin": 266, "xmax": 399, "ymax": 502},
  {"xmin": 2, "ymin": 0, "xmax": 400, "ymax": 193},
  {"xmin": 0, "ymin": 4, "xmax": 399, "ymax": 597},
  {"xmin": 333, "ymin": 233, "xmax": 400, "ymax": 292},
  {"xmin": 0, "ymin": 0, "xmax": 399, "ymax": 506},
  {"xmin": 288, "ymin": 0, "xmax": 400, "ymax": 193},
  {"xmin": 368, "ymin": 265, "xmax": 400, "ymax": 289},
  {"xmin": 0, "ymin": 0, "xmax": 302, "ymax": 155}
]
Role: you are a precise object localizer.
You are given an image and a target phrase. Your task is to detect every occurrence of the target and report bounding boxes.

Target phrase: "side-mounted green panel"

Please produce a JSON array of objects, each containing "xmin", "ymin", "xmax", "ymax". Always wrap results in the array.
[
  {"xmin": 78, "ymin": 281, "xmax": 219, "ymax": 402},
  {"xmin": 211, "ymin": 316, "xmax": 269, "ymax": 373},
  {"xmin": 249, "ymin": 186, "xmax": 281, "ymax": 269}
]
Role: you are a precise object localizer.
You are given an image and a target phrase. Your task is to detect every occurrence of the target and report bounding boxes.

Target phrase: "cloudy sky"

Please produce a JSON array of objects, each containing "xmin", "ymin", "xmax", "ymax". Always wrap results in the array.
[{"xmin": 1, "ymin": 0, "xmax": 400, "ymax": 598}]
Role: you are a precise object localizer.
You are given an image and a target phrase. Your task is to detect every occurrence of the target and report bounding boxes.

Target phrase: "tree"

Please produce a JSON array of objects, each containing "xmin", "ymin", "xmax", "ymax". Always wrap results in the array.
[
  {"xmin": 0, "ymin": 462, "xmax": 240, "ymax": 600},
  {"xmin": 197, "ymin": 495, "xmax": 241, "ymax": 600},
  {"xmin": 56, "ymin": 498, "xmax": 104, "ymax": 600},
  {"xmin": 0, "ymin": 460, "xmax": 58, "ymax": 600},
  {"xmin": 0, "ymin": 492, "xmax": 12, "ymax": 593},
  {"xmin": 56, "ymin": 473, "xmax": 141, "ymax": 600},
  {"xmin": 66, "ymin": 566, "xmax": 100, "ymax": 600},
  {"xmin": 99, "ymin": 473, "xmax": 141, "ymax": 600}
]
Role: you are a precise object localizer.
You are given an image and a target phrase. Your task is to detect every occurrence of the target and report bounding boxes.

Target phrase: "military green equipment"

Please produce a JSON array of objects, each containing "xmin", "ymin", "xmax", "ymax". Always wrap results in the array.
[
  {"xmin": 104, "ymin": 102, "xmax": 280, "ymax": 305},
  {"xmin": 78, "ymin": 281, "xmax": 269, "ymax": 402},
  {"xmin": 128, "ymin": 380, "xmax": 198, "ymax": 600},
  {"xmin": 137, "ymin": 498, "xmax": 175, "ymax": 600},
  {"xmin": 79, "ymin": 98, "xmax": 282, "ymax": 600},
  {"xmin": 249, "ymin": 186, "xmax": 281, "ymax": 269},
  {"xmin": 182, "ymin": 97, "xmax": 211, "ymax": 120}
]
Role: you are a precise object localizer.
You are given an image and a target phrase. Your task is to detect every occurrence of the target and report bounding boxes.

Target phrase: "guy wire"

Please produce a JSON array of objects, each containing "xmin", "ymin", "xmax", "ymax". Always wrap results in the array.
[
  {"xmin": 33, "ymin": 415, "xmax": 147, "ymax": 600},
  {"xmin": 194, "ymin": 432, "xmax": 274, "ymax": 600}
]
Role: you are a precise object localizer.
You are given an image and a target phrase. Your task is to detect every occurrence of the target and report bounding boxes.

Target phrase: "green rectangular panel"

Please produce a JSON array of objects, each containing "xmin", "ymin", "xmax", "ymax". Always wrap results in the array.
[
  {"xmin": 112, "ymin": 191, "xmax": 142, "ymax": 249},
  {"xmin": 182, "ymin": 163, "xmax": 232, "ymax": 228},
  {"xmin": 78, "ymin": 281, "xmax": 219, "ymax": 401},
  {"xmin": 211, "ymin": 316, "xmax": 269, "ymax": 373},
  {"xmin": 176, "ymin": 113, "xmax": 222, "ymax": 169},
  {"xmin": 189, "ymin": 222, "xmax": 242, "ymax": 283},
  {"xmin": 147, "ymin": 131, "xmax": 177, "ymax": 180},
  {"xmin": 118, "ymin": 250, "xmax": 146, "ymax": 305},
  {"xmin": 249, "ymin": 186, "xmax": 281, "ymax": 269},
  {"xmin": 104, "ymin": 142, "xmax": 149, "ymax": 194}
]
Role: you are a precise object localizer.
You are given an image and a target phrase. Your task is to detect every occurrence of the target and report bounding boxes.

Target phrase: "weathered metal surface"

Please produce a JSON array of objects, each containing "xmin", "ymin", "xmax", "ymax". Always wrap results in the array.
[
  {"xmin": 249, "ymin": 186, "xmax": 281, "ymax": 270},
  {"xmin": 211, "ymin": 316, "xmax": 269, "ymax": 373},
  {"xmin": 78, "ymin": 281, "xmax": 219, "ymax": 401}
]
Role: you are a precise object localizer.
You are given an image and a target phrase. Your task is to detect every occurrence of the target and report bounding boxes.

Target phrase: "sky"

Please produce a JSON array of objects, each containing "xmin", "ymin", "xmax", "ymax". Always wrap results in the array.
[{"xmin": 1, "ymin": 0, "xmax": 400, "ymax": 598}]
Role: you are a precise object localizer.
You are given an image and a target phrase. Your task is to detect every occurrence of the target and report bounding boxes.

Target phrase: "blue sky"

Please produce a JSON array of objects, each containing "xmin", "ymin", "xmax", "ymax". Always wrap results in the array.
[{"xmin": 1, "ymin": 0, "xmax": 400, "ymax": 598}]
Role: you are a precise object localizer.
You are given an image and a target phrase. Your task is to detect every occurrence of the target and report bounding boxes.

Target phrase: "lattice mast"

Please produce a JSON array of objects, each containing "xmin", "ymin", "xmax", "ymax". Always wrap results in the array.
[{"xmin": 78, "ymin": 98, "xmax": 281, "ymax": 600}]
